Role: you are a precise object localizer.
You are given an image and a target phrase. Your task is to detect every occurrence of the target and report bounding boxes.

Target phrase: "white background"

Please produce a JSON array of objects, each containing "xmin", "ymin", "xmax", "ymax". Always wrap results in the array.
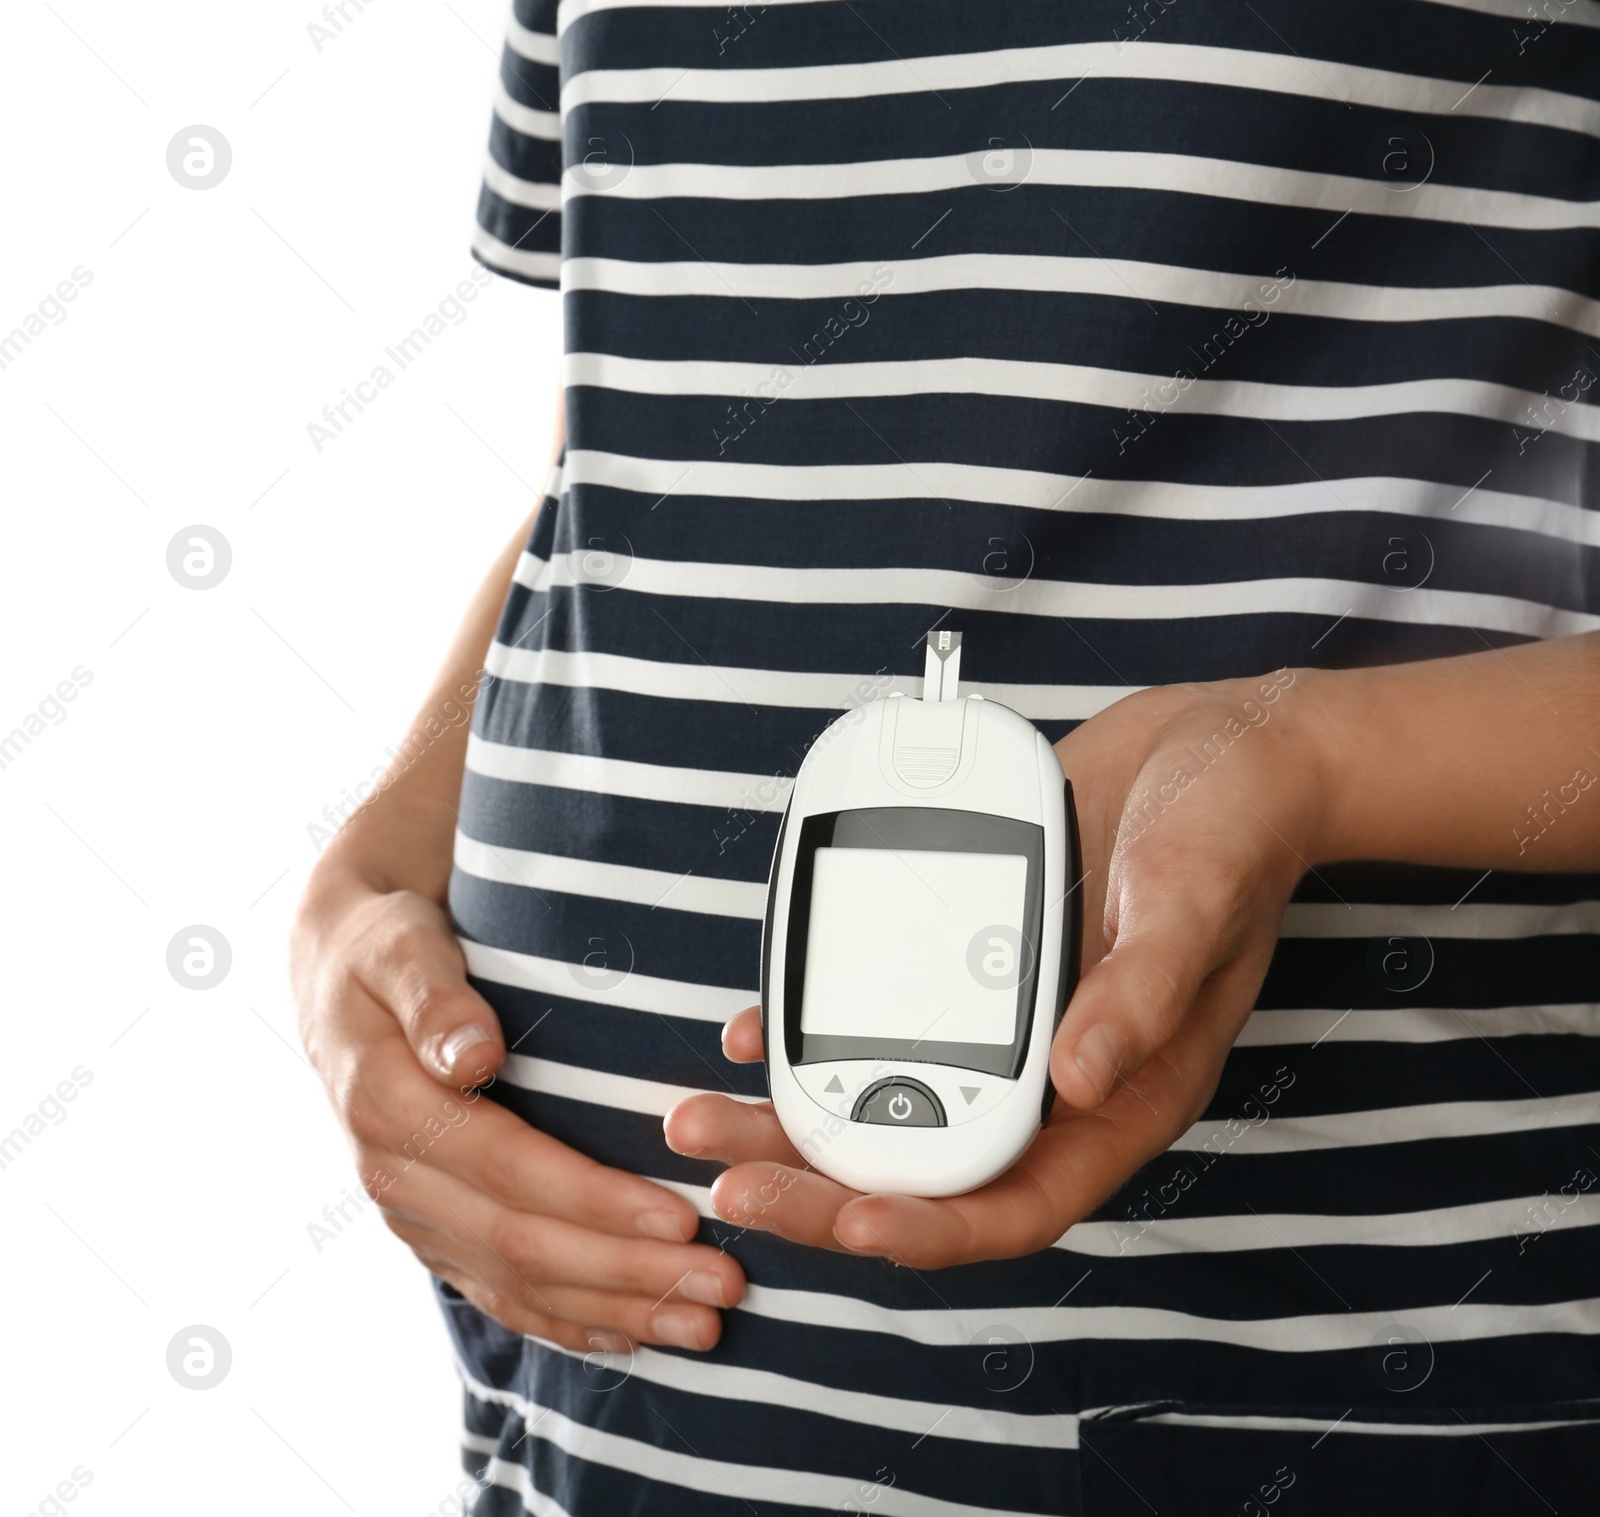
[{"xmin": 0, "ymin": 1, "xmax": 561, "ymax": 1510}]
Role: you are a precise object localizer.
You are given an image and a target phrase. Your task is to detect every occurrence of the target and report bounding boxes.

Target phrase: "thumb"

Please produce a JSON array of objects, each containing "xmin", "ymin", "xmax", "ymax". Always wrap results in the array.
[
  {"xmin": 357, "ymin": 896, "xmax": 507, "ymax": 1086},
  {"xmin": 1049, "ymin": 890, "xmax": 1220, "ymax": 1110}
]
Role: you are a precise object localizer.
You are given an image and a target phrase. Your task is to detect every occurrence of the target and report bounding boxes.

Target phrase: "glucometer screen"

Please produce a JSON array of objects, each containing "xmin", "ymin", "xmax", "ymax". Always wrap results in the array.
[
  {"xmin": 800, "ymin": 847, "xmax": 1028, "ymax": 1046},
  {"xmin": 783, "ymin": 807, "xmax": 1046, "ymax": 1078}
]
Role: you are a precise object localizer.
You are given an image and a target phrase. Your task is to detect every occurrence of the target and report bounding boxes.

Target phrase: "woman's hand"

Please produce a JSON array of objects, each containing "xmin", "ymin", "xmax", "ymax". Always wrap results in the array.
[
  {"xmin": 663, "ymin": 667, "xmax": 1334, "ymax": 1267},
  {"xmin": 291, "ymin": 470, "xmax": 746, "ymax": 1353},
  {"xmin": 292, "ymin": 860, "xmax": 746, "ymax": 1351}
]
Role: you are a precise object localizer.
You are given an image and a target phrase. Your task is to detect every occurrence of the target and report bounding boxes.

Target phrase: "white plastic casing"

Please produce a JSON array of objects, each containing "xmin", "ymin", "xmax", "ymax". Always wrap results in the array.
[{"xmin": 762, "ymin": 690, "xmax": 1074, "ymax": 1197}]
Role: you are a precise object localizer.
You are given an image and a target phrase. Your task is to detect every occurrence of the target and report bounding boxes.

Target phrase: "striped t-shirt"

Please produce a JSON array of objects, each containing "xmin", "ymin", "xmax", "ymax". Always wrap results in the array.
[{"xmin": 443, "ymin": 3, "xmax": 1600, "ymax": 1511}]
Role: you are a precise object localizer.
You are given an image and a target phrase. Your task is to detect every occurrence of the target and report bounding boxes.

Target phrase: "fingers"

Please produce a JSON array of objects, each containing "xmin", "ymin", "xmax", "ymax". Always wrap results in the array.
[
  {"xmin": 710, "ymin": 1163, "xmax": 861, "ymax": 1246},
  {"xmin": 1049, "ymin": 888, "xmax": 1225, "ymax": 1110},
  {"xmin": 384, "ymin": 1158, "xmax": 744, "ymax": 1307},
  {"xmin": 663, "ymin": 1093, "xmax": 801, "ymax": 1167},
  {"xmin": 836, "ymin": 992, "xmax": 1236, "ymax": 1269},
  {"xmin": 414, "ymin": 1252, "xmax": 622, "ymax": 1356},
  {"xmin": 414, "ymin": 1089, "xmax": 706, "ymax": 1243},
  {"xmin": 832, "ymin": 1115, "xmax": 1140, "ymax": 1268},
  {"xmin": 298, "ymin": 880, "xmax": 740, "ymax": 1350},
  {"xmin": 389, "ymin": 1212, "xmax": 729, "ymax": 1352},
  {"xmin": 351, "ymin": 890, "xmax": 506, "ymax": 1085},
  {"xmin": 830, "ymin": 1143, "xmax": 1107, "ymax": 1265},
  {"xmin": 327, "ymin": 975, "xmax": 704, "ymax": 1244},
  {"xmin": 669, "ymin": 1093, "xmax": 871, "ymax": 1250},
  {"xmin": 720, "ymin": 1005, "xmax": 764, "ymax": 1064}
]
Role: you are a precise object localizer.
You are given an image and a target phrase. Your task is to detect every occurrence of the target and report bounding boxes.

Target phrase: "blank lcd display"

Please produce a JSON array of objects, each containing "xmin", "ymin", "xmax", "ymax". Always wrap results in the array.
[{"xmin": 799, "ymin": 847, "xmax": 1028, "ymax": 1047}]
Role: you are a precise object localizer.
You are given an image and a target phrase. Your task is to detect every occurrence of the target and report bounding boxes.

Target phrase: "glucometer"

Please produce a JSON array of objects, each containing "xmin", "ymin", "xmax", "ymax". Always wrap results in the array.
[{"xmin": 761, "ymin": 631, "xmax": 1081, "ymax": 1198}]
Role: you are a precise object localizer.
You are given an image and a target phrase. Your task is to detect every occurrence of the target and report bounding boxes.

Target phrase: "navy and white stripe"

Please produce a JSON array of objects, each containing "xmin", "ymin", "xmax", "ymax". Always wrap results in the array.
[{"xmin": 451, "ymin": 2, "xmax": 1600, "ymax": 1511}]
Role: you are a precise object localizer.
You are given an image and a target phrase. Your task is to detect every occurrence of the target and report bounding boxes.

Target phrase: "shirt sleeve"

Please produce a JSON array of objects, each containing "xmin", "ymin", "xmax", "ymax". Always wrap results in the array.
[{"xmin": 471, "ymin": 0, "xmax": 562, "ymax": 289}]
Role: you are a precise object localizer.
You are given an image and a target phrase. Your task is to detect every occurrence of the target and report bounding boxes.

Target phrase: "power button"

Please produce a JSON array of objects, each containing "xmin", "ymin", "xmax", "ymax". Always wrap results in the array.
[{"xmin": 852, "ymin": 1077, "xmax": 946, "ymax": 1128}]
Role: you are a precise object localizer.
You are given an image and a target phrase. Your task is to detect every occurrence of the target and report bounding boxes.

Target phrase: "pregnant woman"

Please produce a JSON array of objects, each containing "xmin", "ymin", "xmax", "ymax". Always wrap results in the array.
[{"xmin": 292, "ymin": 3, "xmax": 1600, "ymax": 1511}]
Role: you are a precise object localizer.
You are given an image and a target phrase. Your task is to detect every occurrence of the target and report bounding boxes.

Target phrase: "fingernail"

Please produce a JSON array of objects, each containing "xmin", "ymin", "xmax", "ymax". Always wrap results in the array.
[
  {"xmin": 652, "ymin": 1310, "xmax": 704, "ymax": 1350},
  {"xmin": 832, "ymin": 1206, "xmax": 884, "ymax": 1255},
  {"xmin": 832, "ymin": 1223, "xmax": 882, "ymax": 1255},
  {"xmin": 679, "ymin": 1271, "xmax": 725, "ymax": 1307},
  {"xmin": 662, "ymin": 1125, "xmax": 705, "ymax": 1159},
  {"xmin": 435, "ymin": 1025, "xmax": 495, "ymax": 1077},
  {"xmin": 636, "ymin": 1211, "xmax": 689, "ymax": 1242},
  {"xmin": 1074, "ymin": 1024, "xmax": 1125, "ymax": 1103}
]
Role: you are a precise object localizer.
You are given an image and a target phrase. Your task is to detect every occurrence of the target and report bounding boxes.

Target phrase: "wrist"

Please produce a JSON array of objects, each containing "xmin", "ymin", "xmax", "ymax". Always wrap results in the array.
[
  {"xmin": 310, "ymin": 782, "xmax": 458, "ymax": 902},
  {"xmin": 1287, "ymin": 663, "xmax": 1370, "ymax": 866}
]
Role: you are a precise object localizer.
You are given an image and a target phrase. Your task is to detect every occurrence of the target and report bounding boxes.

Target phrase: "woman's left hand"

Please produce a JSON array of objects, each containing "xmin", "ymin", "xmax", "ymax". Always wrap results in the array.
[{"xmin": 663, "ymin": 667, "xmax": 1335, "ymax": 1267}]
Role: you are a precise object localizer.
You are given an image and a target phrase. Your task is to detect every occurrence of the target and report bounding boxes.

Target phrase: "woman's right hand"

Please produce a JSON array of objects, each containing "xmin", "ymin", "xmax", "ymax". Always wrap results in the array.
[{"xmin": 291, "ymin": 858, "xmax": 745, "ymax": 1354}]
